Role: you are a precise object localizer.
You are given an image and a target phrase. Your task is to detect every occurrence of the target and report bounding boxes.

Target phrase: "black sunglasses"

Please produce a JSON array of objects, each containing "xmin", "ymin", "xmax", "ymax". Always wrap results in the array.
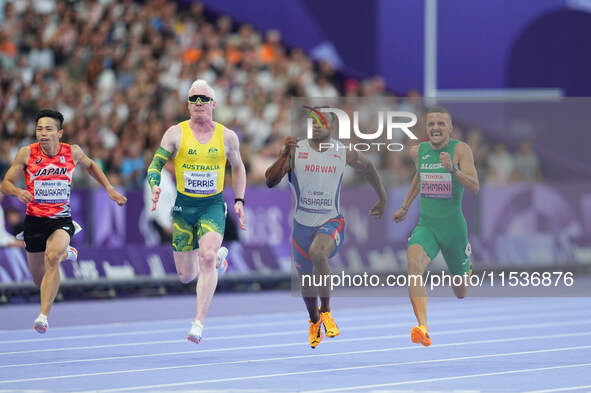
[{"xmin": 188, "ymin": 94, "xmax": 214, "ymax": 104}]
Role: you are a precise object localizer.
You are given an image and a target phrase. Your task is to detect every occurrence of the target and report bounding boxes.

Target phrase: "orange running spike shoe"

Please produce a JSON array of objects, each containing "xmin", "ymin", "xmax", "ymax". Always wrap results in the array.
[
  {"xmin": 309, "ymin": 319, "xmax": 323, "ymax": 348},
  {"xmin": 320, "ymin": 311, "xmax": 340, "ymax": 337},
  {"xmin": 411, "ymin": 325, "xmax": 432, "ymax": 346}
]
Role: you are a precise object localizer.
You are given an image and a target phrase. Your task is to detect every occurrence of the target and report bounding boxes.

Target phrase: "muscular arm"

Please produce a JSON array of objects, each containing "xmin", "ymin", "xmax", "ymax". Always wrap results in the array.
[
  {"xmin": 392, "ymin": 145, "xmax": 420, "ymax": 222},
  {"xmin": 401, "ymin": 172, "xmax": 420, "ymax": 209},
  {"xmin": 346, "ymin": 149, "xmax": 387, "ymax": 203},
  {"xmin": 146, "ymin": 125, "xmax": 179, "ymax": 187},
  {"xmin": 224, "ymin": 129, "xmax": 246, "ymax": 199},
  {"xmin": 265, "ymin": 137, "xmax": 296, "ymax": 188},
  {"xmin": 453, "ymin": 142, "xmax": 480, "ymax": 194},
  {"xmin": 0, "ymin": 146, "xmax": 31, "ymax": 203},
  {"xmin": 401, "ymin": 145, "xmax": 420, "ymax": 208}
]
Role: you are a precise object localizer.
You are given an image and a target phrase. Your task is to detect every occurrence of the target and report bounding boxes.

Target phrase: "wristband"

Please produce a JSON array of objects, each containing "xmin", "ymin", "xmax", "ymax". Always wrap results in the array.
[
  {"xmin": 401, "ymin": 205, "xmax": 409, "ymax": 211},
  {"xmin": 235, "ymin": 198, "xmax": 245, "ymax": 205}
]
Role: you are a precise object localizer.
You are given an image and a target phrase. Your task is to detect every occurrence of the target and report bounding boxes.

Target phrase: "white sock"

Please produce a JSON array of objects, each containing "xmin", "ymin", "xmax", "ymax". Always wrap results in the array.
[
  {"xmin": 37, "ymin": 314, "xmax": 48, "ymax": 322},
  {"xmin": 192, "ymin": 319, "xmax": 203, "ymax": 328},
  {"xmin": 66, "ymin": 247, "xmax": 77, "ymax": 261},
  {"xmin": 216, "ymin": 247, "xmax": 228, "ymax": 268}
]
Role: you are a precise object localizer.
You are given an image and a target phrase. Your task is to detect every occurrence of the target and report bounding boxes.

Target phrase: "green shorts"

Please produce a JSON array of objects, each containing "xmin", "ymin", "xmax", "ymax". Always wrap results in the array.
[
  {"xmin": 408, "ymin": 214, "xmax": 472, "ymax": 275},
  {"xmin": 171, "ymin": 192, "xmax": 227, "ymax": 252}
]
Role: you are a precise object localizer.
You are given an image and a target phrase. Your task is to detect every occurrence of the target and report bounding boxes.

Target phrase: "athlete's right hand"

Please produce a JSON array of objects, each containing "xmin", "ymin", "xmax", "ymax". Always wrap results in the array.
[
  {"xmin": 151, "ymin": 185, "xmax": 161, "ymax": 211},
  {"xmin": 281, "ymin": 136, "xmax": 299, "ymax": 157},
  {"xmin": 17, "ymin": 189, "xmax": 33, "ymax": 204},
  {"xmin": 392, "ymin": 207, "xmax": 408, "ymax": 223}
]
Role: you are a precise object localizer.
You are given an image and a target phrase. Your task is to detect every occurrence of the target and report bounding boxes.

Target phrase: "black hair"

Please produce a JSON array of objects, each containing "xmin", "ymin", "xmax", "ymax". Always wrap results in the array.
[
  {"xmin": 35, "ymin": 109, "xmax": 64, "ymax": 129},
  {"xmin": 426, "ymin": 106, "xmax": 452, "ymax": 122}
]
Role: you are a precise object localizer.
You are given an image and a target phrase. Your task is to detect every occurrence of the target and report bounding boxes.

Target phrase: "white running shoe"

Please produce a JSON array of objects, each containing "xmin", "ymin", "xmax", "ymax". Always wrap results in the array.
[
  {"xmin": 34, "ymin": 314, "xmax": 48, "ymax": 334},
  {"xmin": 65, "ymin": 246, "xmax": 78, "ymax": 263},
  {"xmin": 16, "ymin": 220, "xmax": 83, "ymax": 241},
  {"xmin": 187, "ymin": 320, "xmax": 204, "ymax": 344},
  {"xmin": 216, "ymin": 246, "xmax": 228, "ymax": 276}
]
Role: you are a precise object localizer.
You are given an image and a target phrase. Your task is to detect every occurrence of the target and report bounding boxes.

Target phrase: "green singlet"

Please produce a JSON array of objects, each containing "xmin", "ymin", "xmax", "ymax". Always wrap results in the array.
[{"xmin": 408, "ymin": 139, "xmax": 472, "ymax": 275}]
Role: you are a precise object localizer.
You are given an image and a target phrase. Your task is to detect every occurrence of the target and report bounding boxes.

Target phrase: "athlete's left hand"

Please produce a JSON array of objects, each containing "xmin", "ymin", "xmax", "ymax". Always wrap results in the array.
[
  {"xmin": 235, "ymin": 201, "xmax": 246, "ymax": 230},
  {"xmin": 440, "ymin": 152, "xmax": 453, "ymax": 172},
  {"xmin": 369, "ymin": 199, "xmax": 386, "ymax": 219},
  {"xmin": 108, "ymin": 187, "xmax": 128, "ymax": 206}
]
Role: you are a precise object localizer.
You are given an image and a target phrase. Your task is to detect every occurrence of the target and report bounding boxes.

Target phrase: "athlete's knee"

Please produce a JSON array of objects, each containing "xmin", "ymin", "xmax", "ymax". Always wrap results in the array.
[
  {"xmin": 407, "ymin": 257, "xmax": 426, "ymax": 275},
  {"xmin": 177, "ymin": 269, "xmax": 196, "ymax": 284},
  {"xmin": 198, "ymin": 248, "xmax": 216, "ymax": 270},
  {"xmin": 452, "ymin": 282, "xmax": 469, "ymax": 299},
  {"xmin": 309, "ymin": 244, "xmax": 330, "ymax": 264},
  {"xmin": 44, "ymin": 249, "xmax": 64, "ymax": 267}
]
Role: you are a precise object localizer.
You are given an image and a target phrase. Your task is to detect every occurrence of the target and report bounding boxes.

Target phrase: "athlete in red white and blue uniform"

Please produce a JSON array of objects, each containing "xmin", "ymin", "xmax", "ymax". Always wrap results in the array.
[
  {"xmin": 1, "ymin": 109, "xmax": 127, "ymax": 333},
  {"xmin": 265, "ymin": 109, "xmax": 387, "ymax": 348}
]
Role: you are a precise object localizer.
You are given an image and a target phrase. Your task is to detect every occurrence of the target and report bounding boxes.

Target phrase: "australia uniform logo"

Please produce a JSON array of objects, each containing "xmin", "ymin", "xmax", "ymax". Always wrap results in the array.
[
  {"xmin": 188, "ymin": 148, "xmax": 197, "ymax": 155},
  {"xmin": 207, "ymin": 147, "xmax": 219, "ymax": 158}
]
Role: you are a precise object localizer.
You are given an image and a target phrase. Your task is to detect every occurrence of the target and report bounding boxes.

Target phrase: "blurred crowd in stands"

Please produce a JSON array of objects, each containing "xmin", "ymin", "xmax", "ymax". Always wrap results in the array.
[{"xmin": 0, "ymin": 0, "xmax": 541, "ymax": 191}]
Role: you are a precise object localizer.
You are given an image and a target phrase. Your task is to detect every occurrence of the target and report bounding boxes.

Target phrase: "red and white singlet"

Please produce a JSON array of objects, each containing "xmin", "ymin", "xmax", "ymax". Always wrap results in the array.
[{"xmin": 25, "ymin": 143, "xmax": 76, "ymax": 218}]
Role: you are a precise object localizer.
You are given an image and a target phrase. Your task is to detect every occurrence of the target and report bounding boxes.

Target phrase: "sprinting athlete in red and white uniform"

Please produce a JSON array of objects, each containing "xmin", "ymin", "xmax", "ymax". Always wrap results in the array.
[
  {"xmin": 1, "ymin": 109, "xmax": 127, "ymax": 333},
  {"xmin": 25, "ymin": 142, "xmax": 76, "ymax": 218}
]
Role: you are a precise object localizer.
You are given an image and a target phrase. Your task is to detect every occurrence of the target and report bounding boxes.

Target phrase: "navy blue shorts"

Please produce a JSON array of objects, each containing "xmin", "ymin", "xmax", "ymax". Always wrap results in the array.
[{"xmin": 291, "ymin": 215, "xmax": 345, "ymax": 274}]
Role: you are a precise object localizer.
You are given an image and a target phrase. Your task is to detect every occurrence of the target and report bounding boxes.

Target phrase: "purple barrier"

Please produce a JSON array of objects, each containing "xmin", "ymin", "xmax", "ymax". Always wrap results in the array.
[{"xmin": 1, "ymin": 182, "xmax": 590, "ymax": 284}]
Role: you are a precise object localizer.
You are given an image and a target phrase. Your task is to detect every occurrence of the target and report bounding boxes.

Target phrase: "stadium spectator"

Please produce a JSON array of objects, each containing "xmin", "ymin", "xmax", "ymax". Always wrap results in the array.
[
  {"xmin": 0, "ymin": 0, "xmax": 538, "ymax": 190},
  {"xmin": 514, "ymin": 139, "xmax": 541, "ymax": 182},
  {"xmin": 0, "ymin": 191, "xmax": 24, "ymax": 248},
  {"xmin": 487, "ymin": 143, "xmax": 515, "ymax": 184}
]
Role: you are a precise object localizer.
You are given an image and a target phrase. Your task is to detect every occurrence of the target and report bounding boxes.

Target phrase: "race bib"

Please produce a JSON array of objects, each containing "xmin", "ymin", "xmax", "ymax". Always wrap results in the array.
[
  {"xmin": 420, "ymin": 172, "xmax": 452, "ymax": 198},
  {"xmin": 299, "ymin": 190, "xmax": 334, "ymax": 213},
  {"xmin": 184, "ymin": 170, "xmax": 218, "ymax": 195},
  {"xmin": 34, "ymin": 180, "xmax": 70, "ymax": 203}
]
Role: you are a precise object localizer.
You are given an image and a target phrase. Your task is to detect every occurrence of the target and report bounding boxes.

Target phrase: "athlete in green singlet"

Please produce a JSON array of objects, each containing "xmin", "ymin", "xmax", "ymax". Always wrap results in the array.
[{"xmin": 392, "ymin": 106, "xmax": 480, "ymax": 346}]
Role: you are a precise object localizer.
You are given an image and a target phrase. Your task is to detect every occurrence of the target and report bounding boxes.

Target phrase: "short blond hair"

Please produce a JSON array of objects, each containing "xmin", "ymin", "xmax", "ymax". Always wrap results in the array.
[{"xmin": 188, "ymin": 79, "xmax": 216, "ymax": 100}]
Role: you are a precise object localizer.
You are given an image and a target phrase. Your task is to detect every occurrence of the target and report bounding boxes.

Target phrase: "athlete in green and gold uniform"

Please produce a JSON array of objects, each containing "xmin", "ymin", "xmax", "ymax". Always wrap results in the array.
[
  {"xmin": 170, "ymin": 120, "xmax": 227, "ymax": 252},
  {"xmin": 393, "ymin": 106, "xmax": 479, "ymax": 347},
  {"xmin": 147, "ymin": 80, "xmax": 246, "ymax": 344}
]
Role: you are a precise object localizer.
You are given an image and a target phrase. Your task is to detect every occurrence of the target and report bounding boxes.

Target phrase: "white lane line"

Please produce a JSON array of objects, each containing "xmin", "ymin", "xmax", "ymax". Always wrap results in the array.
[
  {"xmin": 2, "ymin": 310, "xmax": 590, "ymax": 356},
  {"xmin": 0, "ymin": 297, "xmax": 576, "ymax": 334},
  {"xmin": 0, "ymin": 311, "xmax": 398, "ymax": 345},
  {"xmin": 303, "ymin": 364, "xmax": 591, "ymax": 393},
  {"xmin": 1, "ymin": 301, "xmax": 584, "ymax": 345},
  {"xmin": 524, "ymin": 385, "xmax": 591, "ymax": 393},
  {"xmin": 0, "ymin": 304, "xmax": 404, "ymax": 334},
  {"xmin": 71, "ymin": 361, "xmax": 591, "ymax": 392},
  {"xmin": 1, "ymin": 337, "xmax": 590, "ymax": 384},
  {"xmin": 2, "ymin": 325, "xmax": 591, "ymax": 370}
]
